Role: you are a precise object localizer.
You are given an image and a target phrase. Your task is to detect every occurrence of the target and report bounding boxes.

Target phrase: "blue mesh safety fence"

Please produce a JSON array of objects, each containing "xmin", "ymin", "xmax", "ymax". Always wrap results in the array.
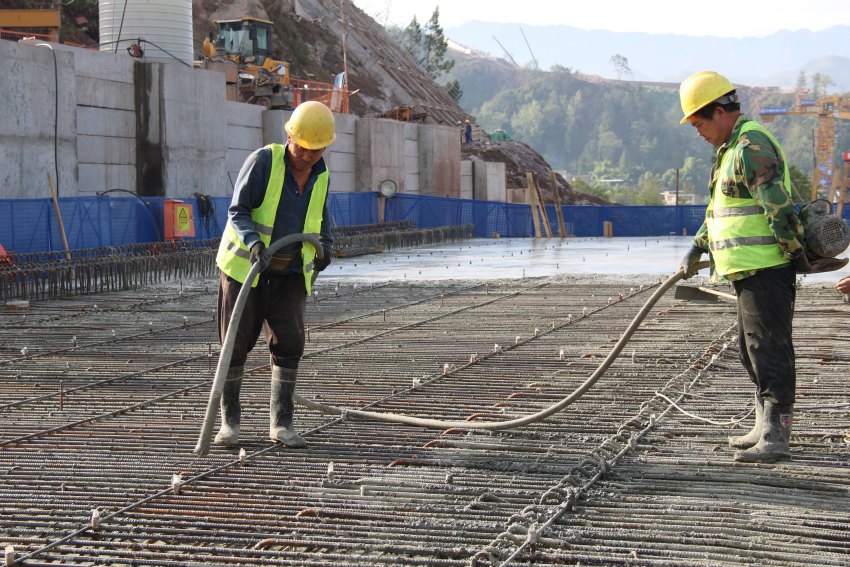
[{"xmin": 2, "ymin": 193, "xmax": 846, "ymax": 254}]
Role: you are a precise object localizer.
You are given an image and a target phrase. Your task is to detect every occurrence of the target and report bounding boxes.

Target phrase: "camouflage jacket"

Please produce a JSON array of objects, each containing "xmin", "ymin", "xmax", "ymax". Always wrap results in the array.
[{"xmin": 693, "ymin": 115, "xmax": 804, "ymax": 281}]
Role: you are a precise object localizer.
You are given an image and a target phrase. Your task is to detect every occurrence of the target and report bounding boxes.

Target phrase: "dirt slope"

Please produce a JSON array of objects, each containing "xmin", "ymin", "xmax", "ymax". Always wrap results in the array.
[
  {"xmin": 191, "ymin": 0, "xmax": 606, "ymax": 203},
  {"xmin": 465, "ymin": 140, "xmax": 610, "ymax": 204}
]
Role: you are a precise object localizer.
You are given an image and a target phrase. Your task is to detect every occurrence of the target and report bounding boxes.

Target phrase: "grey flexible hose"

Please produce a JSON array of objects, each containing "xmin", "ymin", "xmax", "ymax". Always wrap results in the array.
[
  {"xmin": 196, "ymin": 235, "xmax": 708, "ymax": 452},
  {"xmin": 194, "ymin": 233, "xmax": 323, "ymax": 456},
  {"xmin": 292, "ymin": 261, "xmax": 709, "ymax": 430}
]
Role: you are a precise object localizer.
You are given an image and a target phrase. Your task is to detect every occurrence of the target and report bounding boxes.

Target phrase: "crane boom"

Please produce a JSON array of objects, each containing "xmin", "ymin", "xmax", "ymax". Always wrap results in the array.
[
  {"xmin": 759, "ymin": 95, "xmax": 850, "ymax": 200},
  {"xmin": 519, "ymin": 27, "xmax": 538, "ymax": 70},
  {"xmin": 491, "ymin": 36, "xmax": 518, "ymax": 67}
]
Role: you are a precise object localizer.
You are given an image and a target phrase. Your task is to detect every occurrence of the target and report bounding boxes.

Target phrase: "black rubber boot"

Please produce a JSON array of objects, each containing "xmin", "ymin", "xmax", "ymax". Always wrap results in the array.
[
  {"xmin": 213, "ymin": 366, "xmax": 243, "ymax": 446},
  {"xmin": 270, "ymin": 366, "xmax": 307, "ymax": 448},
  {"xmin": 733, "ymin": 400, "xmax": 792, "ymax": 463},
  {"xmin": 728, "ymin": 392, "xmax": 764, "ymax": 449}
]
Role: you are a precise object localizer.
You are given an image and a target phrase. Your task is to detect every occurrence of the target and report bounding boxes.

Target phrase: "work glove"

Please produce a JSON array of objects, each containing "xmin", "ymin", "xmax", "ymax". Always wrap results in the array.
[
  {"xmin": 679, "ymin": 245, "xmax": 705, "ymax": 279},
  {"xmin": 791, "ymin": 252, "xmax": 813, "ymax": 274},
  {"xmin": 312, "ymin": 249, "xmax": 331, "ymax": 272},
  {"xmin": 249, "ymin": 241, "xmax": 269, "ymax": 272}
]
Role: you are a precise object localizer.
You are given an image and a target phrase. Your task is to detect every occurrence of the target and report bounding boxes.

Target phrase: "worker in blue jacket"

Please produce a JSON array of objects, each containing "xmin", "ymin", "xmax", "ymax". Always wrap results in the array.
[{"xmin": 214, "ymin": 101, "xmax": 335, "ymax": 449}]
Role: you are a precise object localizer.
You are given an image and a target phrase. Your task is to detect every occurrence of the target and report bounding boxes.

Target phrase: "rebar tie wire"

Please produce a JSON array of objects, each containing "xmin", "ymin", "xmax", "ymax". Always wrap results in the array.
[{"xmin": 470, "ymin": 325, "xmax": 738, "ymax": 567}]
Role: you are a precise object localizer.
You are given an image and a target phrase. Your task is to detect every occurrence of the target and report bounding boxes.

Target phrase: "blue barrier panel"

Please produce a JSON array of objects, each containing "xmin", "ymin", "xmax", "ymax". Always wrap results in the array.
[
  {"xmin": 384, "ymin": 195, "xmax": 534, "ymax": 238},
  {"xmin": 0, "ymin": 199, "xmax": 51, "ymax": 252},
  {"xmin": 561, "ymin": 205, "xmax": 707, "ymax": 237},
  {"xmin": 110, "ymin": 197, "xmax": 159, "ymax": 244},
  {"xmin": 2, "ymin": 194, "xmax": 847, "ymax": 253},
  {"xmin": 210, "ymin": 196, "xmax": 231, "ymax": 238},
  {"xmin": 327, "ymin": 192, "xmax": 377, "ymax": 227},
  {"xmin": 564, "ymin": 206, "xmax": 603, "ymax": 236},
  {"xmin": 70, "ymin": 198, "xmax": 109, "ymax": 249}
]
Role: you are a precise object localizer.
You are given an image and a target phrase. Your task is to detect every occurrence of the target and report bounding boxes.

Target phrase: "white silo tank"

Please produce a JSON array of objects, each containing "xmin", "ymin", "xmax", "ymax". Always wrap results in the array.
[{"xmin": 99, "ymin": 0, "xmax": 194, "ymax": 66}]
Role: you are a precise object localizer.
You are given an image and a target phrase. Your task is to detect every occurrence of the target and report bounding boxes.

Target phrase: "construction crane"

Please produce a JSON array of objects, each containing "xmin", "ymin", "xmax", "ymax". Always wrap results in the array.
[
  {"xmin": 491, "ymin": 35, "xmax": 518, "ymax": 67},
  {"xmin": 519, "ymin": 27, "xmax": 538, "ymax": 70},
  {"xmin": 758, "ymin": 93, "xmax": 850, "ymax": 201}
]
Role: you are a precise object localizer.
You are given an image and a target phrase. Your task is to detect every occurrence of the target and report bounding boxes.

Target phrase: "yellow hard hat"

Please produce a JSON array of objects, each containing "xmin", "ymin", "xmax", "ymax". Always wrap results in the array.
[
  {"xmin": 678, "ymin": 71, "xmax": 735, "ymax": 124},
  {"xmin": 285, "ymin": 101, "xmax": 336, "ymax": 149}
]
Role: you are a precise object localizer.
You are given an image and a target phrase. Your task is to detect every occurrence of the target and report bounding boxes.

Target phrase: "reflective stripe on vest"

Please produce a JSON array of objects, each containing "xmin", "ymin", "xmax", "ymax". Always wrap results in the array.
[
  {"xmin": 706, "ymin": 121, "xmax": 789, "ymax": 277},
  {"xmin": 216, "ymin": 143, "xmax": 329, "ymax": 293},
  {"xmin": 706, "ymin": 205, "xmax": 763, "ymax": 218}
]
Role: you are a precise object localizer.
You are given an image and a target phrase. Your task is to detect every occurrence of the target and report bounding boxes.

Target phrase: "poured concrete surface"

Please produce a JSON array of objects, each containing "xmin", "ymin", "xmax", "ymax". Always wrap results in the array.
[{"xmin": 325, "ymin": 236, "xmax": 850, "ymax": 288}]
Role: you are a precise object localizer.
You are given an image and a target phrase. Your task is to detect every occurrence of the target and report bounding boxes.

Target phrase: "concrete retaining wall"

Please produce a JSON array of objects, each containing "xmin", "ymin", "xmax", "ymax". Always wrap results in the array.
[
  {"xmin": 75, "ymin": 46, "xmax": 136, "ymax": 197},
  {"xmin": 225, "ymin": 101, "xmax": 265, "ymax": 192},
  {"xmin": 461, "ymin": 160, "xmax": 507, "ymax": 202},
  {"xmin": 1, "ymin": 41, "xmax": 77, "ymax": 199},
  {"xmin": 460, "ymin": 160, "xmax": 473, "ymax": 200},
  {"xmin": 474, "ymin": 161, "xmax": 506, "ymax": 202},
  {"xmin": 418, "ymin": 124, "xmax": 460, "ymax": 198},
  {"xmin": 355, "ymin": 118, "xmax": 407, "ymax": 194},
  {"xmin": 1, "ymin": 40, "xmax": 505, "ymax": 202}
]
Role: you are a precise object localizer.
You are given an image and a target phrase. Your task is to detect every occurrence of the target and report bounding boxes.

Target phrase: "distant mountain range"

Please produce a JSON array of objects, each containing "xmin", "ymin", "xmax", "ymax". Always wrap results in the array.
[{"xmin": 444, "ymin": 22, "xmax": 850, "ymax": 91}]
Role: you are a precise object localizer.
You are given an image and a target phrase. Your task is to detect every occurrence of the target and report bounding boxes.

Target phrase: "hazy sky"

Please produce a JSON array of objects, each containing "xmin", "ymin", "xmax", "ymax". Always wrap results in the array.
[{"xmin": 351, "ymin": 0, "xmax": 850, "ymax": 37}]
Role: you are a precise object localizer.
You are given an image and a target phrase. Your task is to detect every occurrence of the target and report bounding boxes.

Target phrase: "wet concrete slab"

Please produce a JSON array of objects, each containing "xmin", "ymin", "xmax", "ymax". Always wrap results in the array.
[{"xmin": 324, "ymin": 236, "xmax": 850, "ymax": 288}]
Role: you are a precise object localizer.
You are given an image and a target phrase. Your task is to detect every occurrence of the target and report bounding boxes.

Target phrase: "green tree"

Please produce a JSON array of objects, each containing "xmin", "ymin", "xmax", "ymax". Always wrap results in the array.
[
  {"xmin": 811, "ymin": 72, "xmax": 835, "ymax": 97},
  {"xmin": 510, "ymin": 99, "xmax": 546, "ymax": 142},
  {"xmin": 795, "ymin": 71, "xmax": 807, "ymax": 93},
  {"xmin": 678, "ymin": 156, "xmax": 711, "ymax": 200},
  {"xmin": 399, "ymin": 17, "xmax": 423, "ymax": 61},
  {"xmin": 449, "ymin": 55, "xmax": 713, "ymax": 189},
  {"xmin": 570, "ymin": 177, "xmax": 610, "ymax": 201},
  {"xmin": 609, "ymin": 54, "xmax": 631, "ymax": 80},
  {"xmin": 400, "ymin": 8, "xmax": 454, "ymax": 80},
  {"xmin": 788, "ymin": 164, "xmax": 812, "ymax": 202},
  {"xmin": 635, "ymin": 172, "xmax": 664, "ymax": 205},
  {"xmin": 445, "ymin": 78, "xmax": 463, "ymax": 102}
]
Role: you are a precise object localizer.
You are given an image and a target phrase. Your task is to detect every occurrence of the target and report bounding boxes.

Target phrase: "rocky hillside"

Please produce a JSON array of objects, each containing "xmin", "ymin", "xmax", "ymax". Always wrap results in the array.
[
  {"xmin": 463, "ymin": 140, "xmax": 610, "ymax": 205},
  {"xmin": 190, "ymin": 0, "xmax": 605, "ymax": 204}
]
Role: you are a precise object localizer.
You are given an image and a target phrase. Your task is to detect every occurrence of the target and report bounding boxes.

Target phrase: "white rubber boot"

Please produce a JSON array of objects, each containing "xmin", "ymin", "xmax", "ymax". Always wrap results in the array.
[
  {"xmin": 269, "ymin": 366, "xmax": 307, "ymax": 448},
  {"xmin": 728, "ymin": 393, "xmax": 764, "ymax": 449},
  {"xmin": 213, "ymin": 366, "xmax": 243, "ymax": 446},
  {"xmin": 734, "ymin": 400, "xmax": 792, "ymax": 463}
]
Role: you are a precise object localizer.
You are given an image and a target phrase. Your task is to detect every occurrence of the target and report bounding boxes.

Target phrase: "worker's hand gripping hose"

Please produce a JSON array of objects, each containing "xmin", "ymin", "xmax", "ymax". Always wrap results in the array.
[
  {"xmin": 194, "ymin": 233, "xmax": 324, "ymax": 456},
  {"xmin": 292, "ymin": 261, "xmax": 712, "ymax": 431}
]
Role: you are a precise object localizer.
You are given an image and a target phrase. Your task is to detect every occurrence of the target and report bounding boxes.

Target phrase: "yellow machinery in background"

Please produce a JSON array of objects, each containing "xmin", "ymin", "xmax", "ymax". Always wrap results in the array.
[
  {"xmin": 201, "ymin": 16, "xmax": 349, "ymax": 113},
  {"xmin": 0, "ymin": 6, "xmax": 60, "ymax": 42},
  {"xmin": 203, "ymin": 17, "xmax": 294, "ymax": 109}
]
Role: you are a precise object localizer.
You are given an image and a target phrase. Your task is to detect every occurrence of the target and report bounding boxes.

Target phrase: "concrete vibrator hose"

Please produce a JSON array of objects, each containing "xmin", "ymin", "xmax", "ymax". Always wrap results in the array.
[
  {"xmin": 293, "ymin": 260, "xmax": 710, "ymax": 430},
  {"xmin": 194, "ymin": 234, "xmax": 708, "ymax": 455},
  {"xmin": 195, "ymin": 233, "xmax": 323, "ymax": 456}
]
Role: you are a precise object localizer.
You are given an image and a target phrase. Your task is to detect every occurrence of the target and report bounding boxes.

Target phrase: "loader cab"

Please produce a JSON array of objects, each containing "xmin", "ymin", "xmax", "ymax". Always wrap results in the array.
[{"xmin": 216, "ymin": 17, "xmax": 273, "ymax": 63}]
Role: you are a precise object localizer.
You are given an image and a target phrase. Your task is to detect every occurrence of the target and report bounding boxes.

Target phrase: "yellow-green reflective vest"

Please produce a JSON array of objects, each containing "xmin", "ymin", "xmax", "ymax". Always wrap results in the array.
[
  {"xmin": 706, "ymin": 122, "xmax": 790, "ymax": 278},
  {"xmin": 216, "ymin": 143, "xmax": 328, "ymax": 293}
]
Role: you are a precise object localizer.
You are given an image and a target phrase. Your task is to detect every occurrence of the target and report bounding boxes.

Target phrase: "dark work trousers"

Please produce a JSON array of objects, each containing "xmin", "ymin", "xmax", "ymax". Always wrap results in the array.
[
  {"xmin": 217, "ymin": 271, "xmax": 307, "ymax": 370},
  {"xmin": 731, "ymin": 264, "xmax": 796, "ymax": 406}
]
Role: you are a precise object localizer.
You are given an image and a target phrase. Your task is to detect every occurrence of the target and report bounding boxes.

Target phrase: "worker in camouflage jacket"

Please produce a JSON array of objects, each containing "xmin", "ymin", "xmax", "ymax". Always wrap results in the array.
[{"xmin": 677, "ymin": 71, "xmax": 815, "ymax": 463}]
